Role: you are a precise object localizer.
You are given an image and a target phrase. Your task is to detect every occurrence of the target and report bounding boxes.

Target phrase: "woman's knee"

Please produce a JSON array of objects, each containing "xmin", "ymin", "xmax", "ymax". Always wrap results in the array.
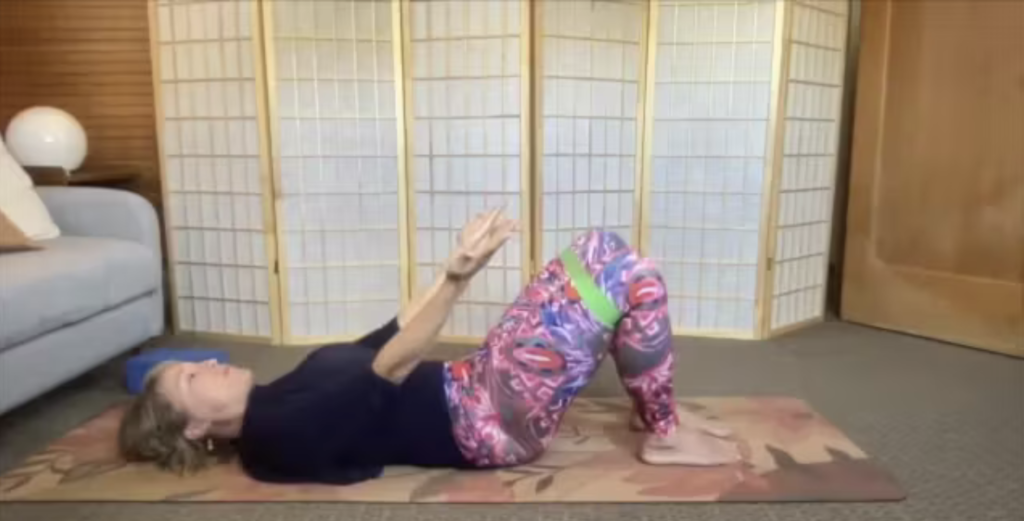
[
  {"xmin": 625, "ymin": 262, "xmax": 668, "ymax": 309},
  {"xmin": 589, "ymin": 227, "xmax": 619, "ymax": 240},
  {"xmin": 569, "ymin": 229, "xmax": 633, "ymax": 266},
  {"xmin": 579, "ymin": 228, "xmax": 629, "ymax": 249}
]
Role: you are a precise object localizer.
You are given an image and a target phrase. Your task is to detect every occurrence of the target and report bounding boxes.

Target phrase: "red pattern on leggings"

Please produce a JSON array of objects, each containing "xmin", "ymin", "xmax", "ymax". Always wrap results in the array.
[{"xmin": 443, "ymin": 230, "xmax": 678, "ymax": 467}]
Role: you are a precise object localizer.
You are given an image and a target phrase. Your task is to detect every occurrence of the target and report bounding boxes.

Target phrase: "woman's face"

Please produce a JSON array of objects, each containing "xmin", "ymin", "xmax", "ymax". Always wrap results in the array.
[{"xmin": 155, "ymin": 360, "xmax": 254, "ymax": 439}]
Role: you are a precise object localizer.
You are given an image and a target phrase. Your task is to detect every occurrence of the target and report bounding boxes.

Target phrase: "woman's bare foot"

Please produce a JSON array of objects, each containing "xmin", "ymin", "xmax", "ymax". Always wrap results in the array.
[
  {"xmin": 639, "ymin": 427, "xmax": 742, "ymax": 466},
  {"xmin": 630, "ymin": 406, "xmax": 733, "ymax": 438}
]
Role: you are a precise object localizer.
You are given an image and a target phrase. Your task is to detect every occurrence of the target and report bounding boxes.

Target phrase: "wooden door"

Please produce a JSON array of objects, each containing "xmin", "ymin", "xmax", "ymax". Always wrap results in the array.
[{"xmin": 843, "ymin": 0, "xmax": 1024, "ymax": 356}]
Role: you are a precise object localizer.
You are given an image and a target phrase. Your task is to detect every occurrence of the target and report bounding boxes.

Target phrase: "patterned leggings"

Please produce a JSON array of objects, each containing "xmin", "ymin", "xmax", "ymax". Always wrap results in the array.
[{"xmin": 443, "ymin": 230, "xmax": 679, "ymax": 467}]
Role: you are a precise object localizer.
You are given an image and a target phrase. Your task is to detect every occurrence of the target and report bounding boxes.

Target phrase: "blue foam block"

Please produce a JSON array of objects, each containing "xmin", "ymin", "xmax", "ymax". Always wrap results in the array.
[{"xmin": 125, "ymin": 348, "xmax": 229, "ymax": 395}]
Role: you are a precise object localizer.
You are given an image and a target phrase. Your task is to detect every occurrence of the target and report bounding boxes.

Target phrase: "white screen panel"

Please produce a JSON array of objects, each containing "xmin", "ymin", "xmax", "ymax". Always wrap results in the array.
[
  {"xmin": 540, "ymin": 0, "xmax": 645, "ymax": 261},
  {"xmin": 271, "ymin": 0, "xmax": 402, "ymax": 340},
  {"xmin": 409, "ymin": 0, "xmax": 526, "ymax": 338},
  {"xmin": 157, "ymin": 0, "xmax": 273, "ymax": 337},
  {"xmin": 770, "ymin": 0, "xmax": 848, "ymax": 329},
  {"xmin": 648, "ymin": 0, "xmax": 777, "ymax": 335}
]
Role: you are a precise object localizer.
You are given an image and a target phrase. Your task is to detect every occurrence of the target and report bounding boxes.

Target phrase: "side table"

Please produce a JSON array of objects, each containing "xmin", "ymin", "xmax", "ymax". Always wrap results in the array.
[{"xmin": 23, "ymin": 166, "xmax": 141, "ymax": 187}]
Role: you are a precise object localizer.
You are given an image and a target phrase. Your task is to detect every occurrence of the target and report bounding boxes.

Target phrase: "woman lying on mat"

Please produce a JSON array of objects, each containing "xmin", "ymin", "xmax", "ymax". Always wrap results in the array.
[{"xmin": 119, "ymin": 209, "xmax": 740, "ymax": 484}]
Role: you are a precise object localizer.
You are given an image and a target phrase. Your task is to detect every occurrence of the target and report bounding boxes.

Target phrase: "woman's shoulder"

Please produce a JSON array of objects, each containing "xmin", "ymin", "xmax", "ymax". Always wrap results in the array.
[
  {"xmin": 244, "ymin": 345, "xmax": 388, "ymax": 428},
  {"xmin": 302, "ymin": 342, "xmax": 377, "ymax": 367},
  {"xmin": 252, "ymin": 344, "xmax": 378, "ymax": 399}
]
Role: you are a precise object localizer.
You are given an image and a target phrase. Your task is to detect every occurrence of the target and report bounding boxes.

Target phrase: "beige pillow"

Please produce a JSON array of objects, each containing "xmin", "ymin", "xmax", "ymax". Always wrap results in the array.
[
  {"xmin": 0, "ymin": 208, "xmax": 39, "ymax": 252},
  {"xmin": 0, "ymin": 137, "xmax": 60, "ymax": 241}
]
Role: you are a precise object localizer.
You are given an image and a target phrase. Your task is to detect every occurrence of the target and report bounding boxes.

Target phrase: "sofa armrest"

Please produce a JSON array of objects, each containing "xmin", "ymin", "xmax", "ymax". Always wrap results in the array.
[{"xmin": 36, "ymin": 187, "xmax": 162, "ymax": 257}]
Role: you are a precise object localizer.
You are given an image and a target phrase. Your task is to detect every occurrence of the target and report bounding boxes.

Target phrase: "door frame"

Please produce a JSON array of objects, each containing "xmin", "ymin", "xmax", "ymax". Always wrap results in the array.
[{"xmin": 825, "ymin": 0, "xmax": 862, "ymax": 319}]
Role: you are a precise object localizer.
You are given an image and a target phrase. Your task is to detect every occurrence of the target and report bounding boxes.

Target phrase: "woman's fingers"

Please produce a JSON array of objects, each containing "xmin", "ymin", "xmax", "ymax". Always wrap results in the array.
[
  {"xmin": 493, "ymin": 217, "xmax": 517, "ymax": 241},
  {"xmin": 464, "ymin": 207, "xmax": 503, "ymax": 245},
  {"xmin": 455, "ymin": 206, "xmax": 515, "ymax": 266},
  {"xmin": 470, "ymin": 217, "xmax": 517, "ymax": 257},
  {"xmin": 445, "ymin": 213, "xmax": 519, "ymax": 279}
]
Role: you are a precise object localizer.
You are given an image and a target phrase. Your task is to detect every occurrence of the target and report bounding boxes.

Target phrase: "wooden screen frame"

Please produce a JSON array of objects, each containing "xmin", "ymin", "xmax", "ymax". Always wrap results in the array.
[
  {"xmin": 148, "ymin": 0, "xmax": 281, "ymax": 344},
  {"xmin": 146, "ymin": 0, "xmax": 857, "ymax": 345},
  {"xmin": 258, "ymin": 0, "xmax": 410, "ymax": 345},
  {"xmin": 761, "ymin": 0, "xmax": 853, "ymax": 338}
]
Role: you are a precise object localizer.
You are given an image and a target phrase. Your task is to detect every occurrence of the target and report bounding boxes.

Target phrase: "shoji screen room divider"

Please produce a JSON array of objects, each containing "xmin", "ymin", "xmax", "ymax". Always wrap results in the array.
[{"xmin": 150, "ymin": 0, "xmax": 850, "ymax": 345}]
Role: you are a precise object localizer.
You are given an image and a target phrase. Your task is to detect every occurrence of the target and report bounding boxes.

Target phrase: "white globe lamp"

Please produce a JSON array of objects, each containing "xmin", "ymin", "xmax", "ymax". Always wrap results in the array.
[{"xmin": 4, "ymin": 106, "xmax": 88, "ymax": 171}]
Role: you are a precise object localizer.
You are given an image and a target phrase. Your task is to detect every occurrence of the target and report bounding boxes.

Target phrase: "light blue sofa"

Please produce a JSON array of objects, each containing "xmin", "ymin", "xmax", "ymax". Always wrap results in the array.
[{"xmin": 0, "ymin": 187, "xmax": 164, "ymax": 414}]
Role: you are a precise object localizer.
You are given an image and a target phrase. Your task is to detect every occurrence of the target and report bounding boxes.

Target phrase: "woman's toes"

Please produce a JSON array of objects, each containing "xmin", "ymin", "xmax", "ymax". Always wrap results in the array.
[
  {"xmin": 676, "ymin": 407, "xmax": 734, "ymax": 438},
  {"xmin": 639, "ymin": 428, "xmax": 742, "ymax": 466}
]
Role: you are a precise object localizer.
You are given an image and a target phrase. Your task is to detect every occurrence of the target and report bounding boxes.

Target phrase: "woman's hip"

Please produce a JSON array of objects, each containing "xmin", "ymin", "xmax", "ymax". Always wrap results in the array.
[{"xmin": 443, "ymin": 285, "xmax": 616, "ymax": 465}]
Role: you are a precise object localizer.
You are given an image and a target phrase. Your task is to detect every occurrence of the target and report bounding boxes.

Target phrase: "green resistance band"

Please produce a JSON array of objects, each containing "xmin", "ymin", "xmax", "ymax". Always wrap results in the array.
[{"xmin": 560, "ymin": 248, "xmax": 622, "ymax": 329}]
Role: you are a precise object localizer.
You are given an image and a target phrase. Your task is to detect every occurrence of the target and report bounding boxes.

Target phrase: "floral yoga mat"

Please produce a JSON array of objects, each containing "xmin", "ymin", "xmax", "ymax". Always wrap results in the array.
[{"xmin": 0, "ymin": 397, "xmax": 904, "ymax": 503}]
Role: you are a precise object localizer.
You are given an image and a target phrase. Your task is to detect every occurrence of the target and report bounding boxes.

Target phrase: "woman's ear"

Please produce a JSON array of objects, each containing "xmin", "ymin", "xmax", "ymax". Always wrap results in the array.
[{"xmin": 184, "ymin": 419, "xmax": 211, "ymax": 440}]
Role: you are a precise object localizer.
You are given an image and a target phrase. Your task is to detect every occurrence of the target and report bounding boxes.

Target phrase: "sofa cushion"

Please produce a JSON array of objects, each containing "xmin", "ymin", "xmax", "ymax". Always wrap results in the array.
[{"xmin": 0, "ymin": 236, "xmax": 159, "ymax": 350}]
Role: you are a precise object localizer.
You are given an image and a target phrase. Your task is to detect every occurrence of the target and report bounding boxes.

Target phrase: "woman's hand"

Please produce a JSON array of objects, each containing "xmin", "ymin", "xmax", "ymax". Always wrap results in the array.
[{"xmin": 444, "ymin": 207, "xmax": 518, "ymax": 280}]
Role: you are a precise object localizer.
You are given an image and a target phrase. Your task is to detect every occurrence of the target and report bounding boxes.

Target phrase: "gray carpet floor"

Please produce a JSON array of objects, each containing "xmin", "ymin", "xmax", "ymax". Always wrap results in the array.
[{"xmin": 0, "ymin": 321, "xmax": 1021, "ymax": 521}]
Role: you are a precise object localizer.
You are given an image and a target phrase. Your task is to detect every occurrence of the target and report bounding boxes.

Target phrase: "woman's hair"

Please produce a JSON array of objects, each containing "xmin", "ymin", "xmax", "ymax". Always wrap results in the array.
[{"xmin": 117, "ymin": 364, "xmax": 218, "ymax": 474}]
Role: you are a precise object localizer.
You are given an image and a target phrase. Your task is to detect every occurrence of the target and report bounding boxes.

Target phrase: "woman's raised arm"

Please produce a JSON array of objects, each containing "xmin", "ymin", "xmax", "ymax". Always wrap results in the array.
[{"xmin": 372, "ymin": 208, "xmax": 517, "ymax": 384}]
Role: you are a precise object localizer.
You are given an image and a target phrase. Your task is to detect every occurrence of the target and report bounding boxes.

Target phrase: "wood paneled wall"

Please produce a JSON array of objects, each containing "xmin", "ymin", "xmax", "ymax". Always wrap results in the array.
[{"xmin": 0, "ymin": 0, "xmax": 161, "ymax": 203}]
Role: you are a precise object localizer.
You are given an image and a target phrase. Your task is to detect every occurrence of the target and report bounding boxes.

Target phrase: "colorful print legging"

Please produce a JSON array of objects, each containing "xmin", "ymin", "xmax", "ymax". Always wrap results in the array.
[{"xmin": 443, "ymin": 229, "xmax": 679, "ymax": 467}]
